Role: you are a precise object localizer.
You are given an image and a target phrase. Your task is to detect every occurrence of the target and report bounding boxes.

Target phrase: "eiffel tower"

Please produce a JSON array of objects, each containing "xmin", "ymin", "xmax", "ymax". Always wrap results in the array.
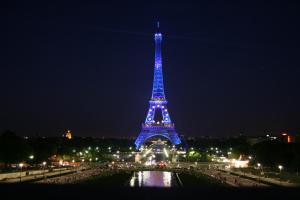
[{"xmin": 135, "ymin": 22, "xmax": 181, "ymax": 149}]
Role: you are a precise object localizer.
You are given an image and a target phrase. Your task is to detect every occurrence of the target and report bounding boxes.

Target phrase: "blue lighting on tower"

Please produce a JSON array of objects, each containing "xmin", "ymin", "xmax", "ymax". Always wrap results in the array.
[{"xmin": 135, "ymin": 23, "xmax": 182, "ymax": 149}]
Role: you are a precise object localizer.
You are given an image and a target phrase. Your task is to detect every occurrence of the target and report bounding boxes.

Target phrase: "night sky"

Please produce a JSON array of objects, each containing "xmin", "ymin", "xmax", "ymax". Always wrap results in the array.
[{"xmin": 2, "ymin": 1, "xmax": 300, "ymax": 138}]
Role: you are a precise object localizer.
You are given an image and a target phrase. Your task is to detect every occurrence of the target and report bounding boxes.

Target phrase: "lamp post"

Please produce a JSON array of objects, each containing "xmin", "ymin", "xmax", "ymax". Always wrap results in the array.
[
  {"xmin": 19, "ymin": 163, "xmax": 24, "ymax": 183},
  {"xmin": 257, "ymin": 163, "xmax": 261, "ymax": 172},
  {"xmin": 278, "ymin": 165, "xmax": 283, "ymax": 181},
  {"xmin": 42, "ymin": 161, "xmax": 46, "ymax": 180},
  {"xmin": 257, "ymin": 163, "xmax": 261, "ymax": 182},
  {"xmin": 59, "ymin": 160, "xmax": 63, "ymax": 176}
]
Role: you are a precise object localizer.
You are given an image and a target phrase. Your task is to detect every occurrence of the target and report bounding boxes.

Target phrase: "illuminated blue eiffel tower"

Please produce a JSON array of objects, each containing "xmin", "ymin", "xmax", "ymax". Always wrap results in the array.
[{"xmin": 135, "ymin": 22, "xmax": 181, "ymax": 149}]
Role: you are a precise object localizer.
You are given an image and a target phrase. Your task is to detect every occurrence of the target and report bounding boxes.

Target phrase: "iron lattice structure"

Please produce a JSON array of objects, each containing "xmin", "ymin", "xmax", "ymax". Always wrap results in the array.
[{"xmin": 135, "ymin": 25, "xmax": 181, "ymax": 149}]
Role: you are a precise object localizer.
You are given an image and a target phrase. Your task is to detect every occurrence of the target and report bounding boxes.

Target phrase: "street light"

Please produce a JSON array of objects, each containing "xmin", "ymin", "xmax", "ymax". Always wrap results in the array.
[
  {"xmin": 278, "ymin": 165, "xmax": 283, "ymax": 181},
  {"xmin": 59, "ymin": 160, "xmax": 63, "ymax": 176},
  {"xmin": 257, "ymin": 163, "xmax": 263, "ymax": 173},
  {"xmin": 19, "ymin": 163, "xmax": 24, "ymax": 183},
  {"xmin": 42, "ymin": 161, "xmax": 46, "ymax": 180},
  {"xmin": 256, "ymin": 163, "xmax": 262, "ymax": 182}
]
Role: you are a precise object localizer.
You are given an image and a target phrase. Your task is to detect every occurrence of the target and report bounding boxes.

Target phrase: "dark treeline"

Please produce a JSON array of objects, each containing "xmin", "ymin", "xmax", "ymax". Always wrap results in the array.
[
  {"xmin": 0, "ymin": 130, "xmax": 134, "ymax": 169},
  {"xmin": 186, "ymin": 136, "xmax": 300, "ymax": 171},
  {"xmin": 251, "ymin": 141, "xmax": 300, "ymax": 171}
]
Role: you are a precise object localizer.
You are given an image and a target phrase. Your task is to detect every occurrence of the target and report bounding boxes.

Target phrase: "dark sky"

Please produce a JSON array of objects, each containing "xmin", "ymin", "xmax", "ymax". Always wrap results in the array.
[{"xmin": 2, "ymin": 1, "xmax": 300, "ymax": 138}]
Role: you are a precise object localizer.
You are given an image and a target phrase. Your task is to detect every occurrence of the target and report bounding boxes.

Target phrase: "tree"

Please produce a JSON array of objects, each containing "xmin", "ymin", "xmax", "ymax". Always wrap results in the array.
[{"xmin": 0, "ymin": 130, "xmax": 32, "ymax": 168}]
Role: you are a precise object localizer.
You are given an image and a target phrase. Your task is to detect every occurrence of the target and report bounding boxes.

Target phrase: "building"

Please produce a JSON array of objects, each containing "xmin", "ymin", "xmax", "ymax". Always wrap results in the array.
[{"xmin": 63, "ymin": 130, "xmax": 72, "ymax": 140}]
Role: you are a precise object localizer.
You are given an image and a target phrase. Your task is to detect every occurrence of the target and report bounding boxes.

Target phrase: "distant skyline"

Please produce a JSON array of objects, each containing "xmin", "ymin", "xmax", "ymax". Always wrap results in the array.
[{"xmin": 1, "ymin": 1, "xmax": 300, "ymax": 137}]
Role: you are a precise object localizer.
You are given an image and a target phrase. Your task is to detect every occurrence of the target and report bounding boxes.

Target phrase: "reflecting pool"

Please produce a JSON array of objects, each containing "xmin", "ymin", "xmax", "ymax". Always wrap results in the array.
[{"xmin": 129, "ymin": 171, "xmax": 178, "ymax": 187}]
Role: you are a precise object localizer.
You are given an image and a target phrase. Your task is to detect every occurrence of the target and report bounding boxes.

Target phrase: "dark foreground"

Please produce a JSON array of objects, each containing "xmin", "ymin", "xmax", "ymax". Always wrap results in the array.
[{"xmin": 1, "ymin": 184, "xmax": 300, "ymax": 200}]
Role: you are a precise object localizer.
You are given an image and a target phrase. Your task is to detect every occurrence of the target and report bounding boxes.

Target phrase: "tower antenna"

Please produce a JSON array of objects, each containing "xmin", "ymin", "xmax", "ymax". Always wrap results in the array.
[{"xmin": 157, "ymin": 21, "xmax": 160, "ymax": 30}]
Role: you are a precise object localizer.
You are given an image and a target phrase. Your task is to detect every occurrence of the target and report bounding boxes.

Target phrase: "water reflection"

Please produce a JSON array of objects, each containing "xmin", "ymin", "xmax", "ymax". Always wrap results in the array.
[{"xmin": 129, "ymin": 171, "xmax": 177, "ymax": 187}]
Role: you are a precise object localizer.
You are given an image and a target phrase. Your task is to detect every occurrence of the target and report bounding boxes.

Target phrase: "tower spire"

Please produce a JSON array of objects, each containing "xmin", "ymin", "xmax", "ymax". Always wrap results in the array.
[{"xmin": 152, "ymin": 23, "xmax": 165, "ymax": 100}]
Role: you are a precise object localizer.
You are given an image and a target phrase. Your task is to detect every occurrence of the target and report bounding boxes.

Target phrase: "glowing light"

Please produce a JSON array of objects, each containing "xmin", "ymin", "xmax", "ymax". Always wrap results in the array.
[
  {"xmin": 163, "ymin": 148, "xmax": 169, "ymax": 158},
  {"xmin": 288, "ymin": 136, "xmax": 292, "ymax": 143},
  {"xmin": 162, "ymin": 171, "xmax": 171, "ymax": 187},
  {"xmin": 231, "ymin": 160, "xmax": 249, "ymax": 168},
  {"xmin": 138, "ymin": 172, "xmax": 142, "ymax": 187},
  {"xmin": 143, "ymin": 149, "xmax": 152, "ymax": 157},
  {"xmin": 257, "ymin": 163, "xmax": 261, "ymax": 167},
  {"xmin": 130, "ymin": 176, "xmax": 135, "ymax": 187}
]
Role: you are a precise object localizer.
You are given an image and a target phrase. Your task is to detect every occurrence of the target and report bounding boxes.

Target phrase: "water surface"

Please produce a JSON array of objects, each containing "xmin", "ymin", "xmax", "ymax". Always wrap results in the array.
[{"xmin": 129, "ymin": 171, "xmax": 178, "ymax": 187}]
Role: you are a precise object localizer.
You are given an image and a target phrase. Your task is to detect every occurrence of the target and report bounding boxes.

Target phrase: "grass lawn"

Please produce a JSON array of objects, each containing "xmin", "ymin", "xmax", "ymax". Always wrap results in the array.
[
  {"xmin": 178, "ymin": 172, "xmax": 229, "ymax": 187},
  {"xmin": 77, "ymin": 171, "xmax": 133, "ymax": 186}
]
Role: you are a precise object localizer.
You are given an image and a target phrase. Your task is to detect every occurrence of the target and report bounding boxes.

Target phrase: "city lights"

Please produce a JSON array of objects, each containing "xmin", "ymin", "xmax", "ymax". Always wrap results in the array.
[{"xmin": 163, "ymin": 148, "xmax": 169, "ymax": 158}]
